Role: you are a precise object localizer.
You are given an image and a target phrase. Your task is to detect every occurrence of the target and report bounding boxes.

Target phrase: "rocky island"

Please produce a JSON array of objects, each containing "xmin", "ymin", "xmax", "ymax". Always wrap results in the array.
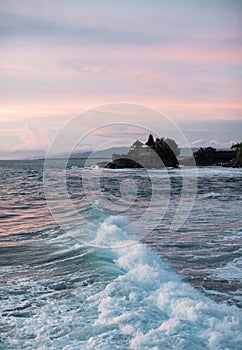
[
  {"xmin": 96, "ymin": 135, "xmax": 242, "ymax": 169},
  {"xmin": 97, "ymin": 134, "xmax": 180, "ymax": 169},
  {"xmin": 184, "ymin": 142, "xmax": 242, "ymax": 167}
]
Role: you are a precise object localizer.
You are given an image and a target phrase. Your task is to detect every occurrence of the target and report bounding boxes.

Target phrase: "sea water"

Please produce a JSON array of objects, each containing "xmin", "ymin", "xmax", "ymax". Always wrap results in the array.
[{"xmin": 0, "ymin": 160, "xmax": 241, "ymax": 349}]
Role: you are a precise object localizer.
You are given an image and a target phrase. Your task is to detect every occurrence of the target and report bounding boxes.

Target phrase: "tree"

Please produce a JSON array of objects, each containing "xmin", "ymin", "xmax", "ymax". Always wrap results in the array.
[
  {"xmin": 154, "ymin": 137, "xmax": 179, "ymax": 167},
  {"xmin": 232, "ymin": 142, "xmax": 242, "ymax": 167},
  {"xmin": 145, "ymin": 134, "xmax": 155, "ymax": 147},
  {"xmin": 231, "ymin": 142, "xmax": 242, "ymax": 151},
  {"xmin": 163, "ymin": 138, "xmax": 180, "ymax": 156}
]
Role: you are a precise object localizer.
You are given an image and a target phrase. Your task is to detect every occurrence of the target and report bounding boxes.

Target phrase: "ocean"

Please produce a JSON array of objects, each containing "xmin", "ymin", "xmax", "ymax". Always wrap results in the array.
[{"xmin": 0, "ymin": 159, "xmax": 241, "ymax": 349}]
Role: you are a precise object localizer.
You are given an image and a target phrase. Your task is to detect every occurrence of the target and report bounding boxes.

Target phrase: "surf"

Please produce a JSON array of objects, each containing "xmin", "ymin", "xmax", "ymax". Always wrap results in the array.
[{"xmin": 85, "ymin": 216, "xmax": 242, "ymax": 350}]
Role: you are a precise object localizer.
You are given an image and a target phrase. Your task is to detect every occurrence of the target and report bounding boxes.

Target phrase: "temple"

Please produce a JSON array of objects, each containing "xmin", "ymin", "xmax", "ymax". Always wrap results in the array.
[{"xmin": 97, "ymin": 134, "xmax": 180, "ymax": 169}]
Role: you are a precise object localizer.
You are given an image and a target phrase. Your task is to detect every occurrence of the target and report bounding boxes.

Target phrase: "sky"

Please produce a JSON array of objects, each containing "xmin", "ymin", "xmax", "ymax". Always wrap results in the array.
[{"xmin": 0, "ymin": 0, "xmax": 242, "ymax": 158}]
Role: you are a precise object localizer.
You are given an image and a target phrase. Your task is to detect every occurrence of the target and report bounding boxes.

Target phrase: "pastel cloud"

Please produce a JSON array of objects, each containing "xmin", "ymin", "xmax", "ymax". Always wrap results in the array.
[
  {"xmin": 0, "ymin": 124, "xmax": 56, "ymax": 152},
  {"xmin": 1, "ymin": 1, "xmax": 241, "ymax": 47},
  {"xmin": 19, "ymin": 124, "xmax": 56, "ymax": 150},
  {"xmin": 0, "ymin": 0, "xmax": 241, "ymax": 156}
]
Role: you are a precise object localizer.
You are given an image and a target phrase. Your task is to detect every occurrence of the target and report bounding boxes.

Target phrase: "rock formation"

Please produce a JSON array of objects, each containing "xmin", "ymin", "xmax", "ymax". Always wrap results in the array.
[
  {"xmin": 193, "ymin": 147, "xmax": 237, "ymax": 166},
  {"xmin": 232, "ymin": 142, "xmax": 242, "ymax": 167},
  {"xmin": 97, "ymin": 134, "xmax": 180, "ymax": 169}
]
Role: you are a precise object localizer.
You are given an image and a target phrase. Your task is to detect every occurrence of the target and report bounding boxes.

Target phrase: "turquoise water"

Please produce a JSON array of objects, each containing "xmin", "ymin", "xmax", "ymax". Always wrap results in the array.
[{"xmin": 0, "ymin": 160, "xmax": 241, "ymax": 349}]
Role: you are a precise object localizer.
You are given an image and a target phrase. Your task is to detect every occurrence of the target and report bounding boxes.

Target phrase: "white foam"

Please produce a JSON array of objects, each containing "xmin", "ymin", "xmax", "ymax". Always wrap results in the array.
[
  {"xmin": 3, "ymin": 216, "xmax": 241, "ymax": 349},
  {"xmin": 92, "ymin": 216, "xmax": 138, "ymax": 248},
  {"xmin": 88, "ymin": 216, "xmax": 242, "ymax": 349},
  {"xmin": 211, "ymin": 257, "xmax": 242, "ymax": 282}
]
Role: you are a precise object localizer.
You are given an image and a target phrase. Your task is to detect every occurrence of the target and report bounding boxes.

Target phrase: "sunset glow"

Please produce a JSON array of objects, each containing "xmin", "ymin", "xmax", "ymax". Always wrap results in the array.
[{"xmin": 1, "ymin": 1, "xmax": 241, "ymax": 157}]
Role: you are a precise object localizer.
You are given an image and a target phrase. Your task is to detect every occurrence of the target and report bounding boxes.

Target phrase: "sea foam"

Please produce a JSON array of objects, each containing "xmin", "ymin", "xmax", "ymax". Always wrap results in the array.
[
  {"xmin": 88, "ymin": 216, "xmax": 242, "ymax": 350},
  {"xmin": 3, "ymin": 216, "xmax": 241, "ymax": 350}
]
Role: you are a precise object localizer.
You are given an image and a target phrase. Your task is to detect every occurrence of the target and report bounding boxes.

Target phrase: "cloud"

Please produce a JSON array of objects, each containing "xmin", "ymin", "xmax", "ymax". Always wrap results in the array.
[
  {"xmin": 18, "ymin": 124, "xmax": 56, "ymax": 150},
  {"xmin": 206, "ymin": 139, "xmax": 236, "ymax": 149},
  {"xmin": 1, "ymin": 1, "xmax": 241, "ymax": 48},
  {"xmin": 0, "ymin": 124, "xmax": 57, "ymax": 158},
  {"xmin": 0, "ymin": 0, "xmax": 241, "ymax": 156},
  {"xmin": 189, "ymin": 138, "xmax": 237, "ymax": 149}
]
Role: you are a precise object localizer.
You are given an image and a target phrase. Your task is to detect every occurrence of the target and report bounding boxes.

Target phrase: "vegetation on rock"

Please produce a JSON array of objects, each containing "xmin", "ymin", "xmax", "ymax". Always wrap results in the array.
[
  {"xmin": 193, "ymin": 146, "xmax": 238, "ymax": 166},
  {"xmin": 96, "ymin": 134, "xmax": 242, "ymax": 169},
  {"xmin": 99, "ymin": 134, "xmax": 180, "ymax": 169},
  {"xmin": 231, "ymin": 142, "xmax": 242, "ymax": 167}
]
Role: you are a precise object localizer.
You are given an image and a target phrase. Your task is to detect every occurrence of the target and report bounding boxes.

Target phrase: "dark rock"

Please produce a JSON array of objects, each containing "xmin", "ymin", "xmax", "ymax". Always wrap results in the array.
[
  {"xmin": 232, "ymin": 142, "xmax": 242, "ymax": 167},
  {"xmin": 109, "ymin": 158, "xmax": 143, "ymax": 169},
  {"xmin": 96, "ymin": 161, "xmax": 109, "ymax": 168},
  {"xmin": 97, "ymin": 134, "xmax": 180, "ymax": 169},
  {"xmin": 193, "ymin": 147, "xmax": 237, "ymax": 166},
  {"xmin": 105, "ymin": 162, "xmax": 117, "ymax": 169}
]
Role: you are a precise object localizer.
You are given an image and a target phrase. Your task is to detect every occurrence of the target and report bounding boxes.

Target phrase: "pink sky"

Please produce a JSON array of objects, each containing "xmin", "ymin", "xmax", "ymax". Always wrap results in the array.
[{"xmin": 0, "ymin": 1, "xmax": 241, "ymax": 157}]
